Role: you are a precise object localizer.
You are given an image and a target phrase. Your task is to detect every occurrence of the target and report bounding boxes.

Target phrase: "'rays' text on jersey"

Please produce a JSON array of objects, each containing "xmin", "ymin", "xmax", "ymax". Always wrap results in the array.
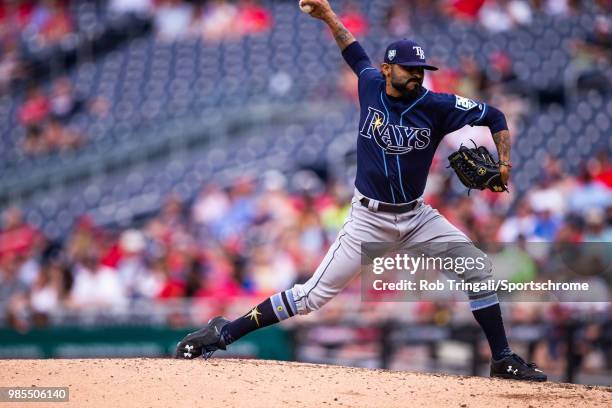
[{"xmin": 359, "ymin": 106, "xmax": 431, "ymax": 154}]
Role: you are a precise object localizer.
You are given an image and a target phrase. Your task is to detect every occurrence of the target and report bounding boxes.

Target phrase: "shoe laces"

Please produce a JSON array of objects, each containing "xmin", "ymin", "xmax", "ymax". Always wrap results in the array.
[
  {"xmin": 512, "ymin": 353, "xmax": 538, "ymax": 369},
  {"xmin": 202, "ymin": 343, "xmax": 222, "ymax": 360}
]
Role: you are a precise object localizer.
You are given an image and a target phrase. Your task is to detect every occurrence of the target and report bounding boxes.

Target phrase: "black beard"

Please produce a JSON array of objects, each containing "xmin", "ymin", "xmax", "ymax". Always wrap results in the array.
[{"xmin": 391, "ymin": 79, "xmax": 422, "ymax": 99}]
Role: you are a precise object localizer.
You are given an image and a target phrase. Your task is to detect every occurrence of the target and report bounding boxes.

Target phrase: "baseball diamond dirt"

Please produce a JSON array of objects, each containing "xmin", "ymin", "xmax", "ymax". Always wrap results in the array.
[{"xmin": 0, "ymin": 359, "xmax": 610, "ymax": 408}]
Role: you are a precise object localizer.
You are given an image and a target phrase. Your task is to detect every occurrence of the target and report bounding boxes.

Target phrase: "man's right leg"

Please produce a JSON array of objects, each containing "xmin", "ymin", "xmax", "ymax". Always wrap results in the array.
[
  {"xmin": 398, "ymin": 204, "xmax": 546, "ymax": 381},
  {"xmin": 175, "ymin": 195, "xmax": 397, "ymax": 359}
]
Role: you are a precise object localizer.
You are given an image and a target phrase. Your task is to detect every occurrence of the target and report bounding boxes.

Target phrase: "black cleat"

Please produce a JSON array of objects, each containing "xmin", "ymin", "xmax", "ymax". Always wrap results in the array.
[
  {"xmin": 490, "ymin": 353, "xmax": 547, "ymax": 382},
  {"xmin": 175, "ymin": 316, "xmax": 230, "ymax": 360}
]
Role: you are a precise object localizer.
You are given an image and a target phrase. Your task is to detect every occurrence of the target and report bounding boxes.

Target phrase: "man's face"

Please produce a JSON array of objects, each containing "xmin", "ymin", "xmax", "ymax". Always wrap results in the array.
[{"xmin": 382, "ymin": 63, "xmax": 425, "ymax": 98}]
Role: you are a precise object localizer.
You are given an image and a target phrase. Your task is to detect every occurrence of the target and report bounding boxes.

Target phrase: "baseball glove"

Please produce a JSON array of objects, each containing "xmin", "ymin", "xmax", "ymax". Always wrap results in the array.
[{"xmin": 447, "ymin": 141, "xmax": 509, "ymax": 194}]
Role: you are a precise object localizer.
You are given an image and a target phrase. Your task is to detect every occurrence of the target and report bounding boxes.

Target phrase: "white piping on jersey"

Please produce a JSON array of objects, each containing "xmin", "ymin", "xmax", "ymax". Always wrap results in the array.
[
  {"xmin": 473, "ymin": 103, "xmax": 488, "ymax": 125},
  {"xmin": 379, "ymin": 91, "xmax": 396, "ymax": 203},
  {"xmin": 379, "ymin": 88, "xmax": 431, "ymax": 203},
  {"xmin": 399, "ymin": 88, "xmax": 430, "ymax": 126},
  {"xmin": 358, "ymin": 67, "xmax": 377, "ymax": 76}
]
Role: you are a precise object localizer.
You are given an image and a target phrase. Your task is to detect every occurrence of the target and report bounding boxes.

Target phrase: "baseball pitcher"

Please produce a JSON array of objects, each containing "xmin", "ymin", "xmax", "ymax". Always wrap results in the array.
[{"xmin": 175, "ymin": 0, "xmax": 546, "ymax": 382}]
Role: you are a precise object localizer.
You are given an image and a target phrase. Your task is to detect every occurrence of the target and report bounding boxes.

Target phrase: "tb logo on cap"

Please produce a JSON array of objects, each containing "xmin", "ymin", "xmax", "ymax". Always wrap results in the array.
[
  {"xmin": 387, "ymin": 49, "xmax": 396, "ymax": 61},
  {"xmin": 413, "ymin": 46, "xmax": 425, "ymax": 60}
]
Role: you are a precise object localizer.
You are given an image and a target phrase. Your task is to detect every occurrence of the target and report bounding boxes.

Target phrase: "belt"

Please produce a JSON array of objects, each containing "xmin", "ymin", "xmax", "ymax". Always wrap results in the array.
[{"xmin": 359, "ymin": 197, "xmax": 419, "ymax": 214}]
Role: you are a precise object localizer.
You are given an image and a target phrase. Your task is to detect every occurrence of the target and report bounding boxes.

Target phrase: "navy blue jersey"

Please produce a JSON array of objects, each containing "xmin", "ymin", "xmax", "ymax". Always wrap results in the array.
[{"xmin": 342, "ymin": 42, "xmax": 507, "ymax": 204}]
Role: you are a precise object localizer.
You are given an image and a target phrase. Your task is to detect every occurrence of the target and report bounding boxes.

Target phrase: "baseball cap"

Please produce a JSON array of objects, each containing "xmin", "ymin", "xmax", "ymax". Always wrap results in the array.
[{"xmin": 384, "ymin": 39, "xmax": 438, "ymax": 71}]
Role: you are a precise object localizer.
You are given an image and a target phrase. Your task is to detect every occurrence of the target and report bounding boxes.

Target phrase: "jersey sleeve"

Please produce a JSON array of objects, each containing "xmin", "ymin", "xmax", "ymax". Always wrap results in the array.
[
  {"xmin": 341, "ymin": 41, "xmax": 384, "ymax": 99},
  {"xmin": 437, "ymin": 93, "xmax": 492, "ymax": 135}
]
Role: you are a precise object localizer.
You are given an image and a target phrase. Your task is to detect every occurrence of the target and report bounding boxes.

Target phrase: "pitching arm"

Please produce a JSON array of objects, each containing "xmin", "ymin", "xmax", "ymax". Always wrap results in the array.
[
  {"xmin": 299, "ymin": 0, "xmax": 356, "ymax": 51},
  {"xmin": 300, "ymin": 0, "xmax": 375, "ymax": 80}
]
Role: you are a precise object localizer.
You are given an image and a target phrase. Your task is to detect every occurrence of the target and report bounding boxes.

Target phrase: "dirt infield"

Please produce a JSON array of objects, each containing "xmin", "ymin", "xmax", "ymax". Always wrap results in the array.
[{"xmin": 1, "ymin": 358, "xmax": 610, "ymax": 408}]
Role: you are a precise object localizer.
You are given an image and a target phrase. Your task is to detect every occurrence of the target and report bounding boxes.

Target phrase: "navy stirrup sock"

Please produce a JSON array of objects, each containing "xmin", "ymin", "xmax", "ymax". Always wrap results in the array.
[
  {"xmin": 471, "ymin": 302, "xmax": 513, "ymax": 361},
  {"xmin": 221, "ymin": 290, "xmax": 298, "ymax": 345}
]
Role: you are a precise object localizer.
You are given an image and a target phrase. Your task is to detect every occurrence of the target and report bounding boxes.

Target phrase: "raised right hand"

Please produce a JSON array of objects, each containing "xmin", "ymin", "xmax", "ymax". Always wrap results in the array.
[{"xmin": 299, "ymin": 0, "xmax": 335, "ymax": 21}]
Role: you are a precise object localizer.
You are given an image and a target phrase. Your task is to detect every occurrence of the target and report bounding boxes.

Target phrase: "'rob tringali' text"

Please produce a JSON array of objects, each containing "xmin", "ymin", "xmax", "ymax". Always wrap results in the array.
[{"xmin": 372, "ymin": 279, "xmax": 590, "ymax": 293}]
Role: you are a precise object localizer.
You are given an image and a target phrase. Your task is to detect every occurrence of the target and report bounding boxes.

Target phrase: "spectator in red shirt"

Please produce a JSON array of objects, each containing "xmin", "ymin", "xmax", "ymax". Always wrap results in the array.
[
  {"xmin": 156, "ymin": 256, "xmax": 186, "ymax": 299},
  {"xmin": 19, "ymin": 96, "xmax": 46, "ymax": 125},
  {"xmin": 0, "ymin": 207, "xmax": 41, "ymax": 259},
  {"xmin": 238, "ymin": 0, "xmax": 273, "ymax": 35},
  {"xmin": 339, "ymin": 3, "xmax": 368, "ymax": 37},
  {"xmin": 28, "ymin": 0, "xmax": 73, "ymax": 46},
  {"xmin": 592, "ymin": 151, "xmax": 612, "ymax": 188},
  {"xmin": 446, "ymin": 0, "xmax": 486, "ymax": 20},
  {"xmin": 0, "ymin": 0, "xmax": 35, "ymax": 34},
  {"xmin": 19, "ymin": 84, "xmax": 50, "ymax": 154}
]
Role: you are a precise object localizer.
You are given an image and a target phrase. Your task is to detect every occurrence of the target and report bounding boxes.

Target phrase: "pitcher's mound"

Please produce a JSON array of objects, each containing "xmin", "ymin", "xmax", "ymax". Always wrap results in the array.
[{"xmin": 1, "ymin": 358, "xmax": 610, "ymax": 408}]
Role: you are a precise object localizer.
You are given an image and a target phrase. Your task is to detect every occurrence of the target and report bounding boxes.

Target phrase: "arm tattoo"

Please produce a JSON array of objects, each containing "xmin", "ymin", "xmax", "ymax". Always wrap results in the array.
[
  {"xmin": 325, "ymin": 14, "xmax": 356, "ymax": 51},
  {"xmin": 334, "ymin": 28, "xmax": 352, "ymax": 46},
  {"xmin": 492, "ymin": 129, "xmax": 511, "ymax": 163}
]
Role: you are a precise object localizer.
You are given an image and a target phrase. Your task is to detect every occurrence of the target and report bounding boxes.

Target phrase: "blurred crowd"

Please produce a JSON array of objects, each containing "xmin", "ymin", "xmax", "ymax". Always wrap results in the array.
[
  {"xmin": 0, "ymin": 0, "xmax": 74, "ymax": 92},
  {"xmin": 388, "ymin": 0, "xmax": 606, "ymax": 35},
  {"xmin": 17, "ymin": 76, "xmax": 107, "ymax": 155},
  {"xmin": 2, "ymin": 0, "xmax": 610, "ymax": 90},
  {"xmin": 3, "ymin": 0, "xmax": 609, "ymax": 156},
  {"xmin": 0, "ymin": 174, "xmax": 348, "ymax": 327},
  {"xmin": 110, "ymin": 0, "xmax": 273, "ymax": 42},
  {"xmin": 0, "ymin": 0, "xmax": 273, "ymax": 93},
  {"xmin": 0, "ymin": 151, "xmax": 610, "ymax": 327}
]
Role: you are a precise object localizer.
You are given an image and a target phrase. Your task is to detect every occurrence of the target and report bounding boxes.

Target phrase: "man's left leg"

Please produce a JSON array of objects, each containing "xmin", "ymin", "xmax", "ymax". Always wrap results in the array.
[
  {"xmin": 175, "ymin": 194, "xmax": 396, "ymax": 359},
  {"xmin": 398, "ymin": 204, "xmax": 547, "ymax": 381}
]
